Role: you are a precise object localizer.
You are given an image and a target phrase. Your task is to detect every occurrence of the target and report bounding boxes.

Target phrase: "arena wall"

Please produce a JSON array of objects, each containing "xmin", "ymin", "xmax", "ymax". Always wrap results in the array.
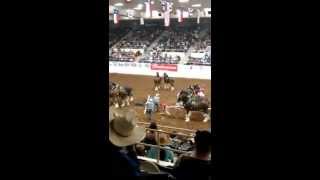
[{"xmin": 109, "ymin": 61, "xmax": 211, "ymax": 80}]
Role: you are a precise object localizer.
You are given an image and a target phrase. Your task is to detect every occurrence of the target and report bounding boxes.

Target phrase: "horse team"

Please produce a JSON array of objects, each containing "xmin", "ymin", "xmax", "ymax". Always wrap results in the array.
[
  {"xmin": 154, "ymin": 72, "xmax": 175, "ymax": 91},
  {"xmin": 109, "ymin": 72, "xmax": 210, "ymax": 123}
]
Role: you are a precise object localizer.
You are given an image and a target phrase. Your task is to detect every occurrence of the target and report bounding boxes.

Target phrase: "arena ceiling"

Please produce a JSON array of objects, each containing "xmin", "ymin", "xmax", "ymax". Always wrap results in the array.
[{"xmin": 109, "ymin": 0, "xmax": 211, "ymax": 19}]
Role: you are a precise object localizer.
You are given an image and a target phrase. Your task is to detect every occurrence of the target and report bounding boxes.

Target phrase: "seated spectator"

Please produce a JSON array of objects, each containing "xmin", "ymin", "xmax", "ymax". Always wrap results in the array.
[
  {"xmin": 142, "ymin": 122, "xmax": 158, "ymax": 151},
  {"xmin": 170, "ymin": 131, "xmax": 177, "ymax": 139},
  {"xmin": 172, "ymin": 130, "xmax": 212, "ymax": 180},
  {"xmin": 109, "ymin": 109, "xmax": 146, "ymax": 177},
  {"xmin": 147, "ymin": 132, "xmax": 174, "ymax": 163}
]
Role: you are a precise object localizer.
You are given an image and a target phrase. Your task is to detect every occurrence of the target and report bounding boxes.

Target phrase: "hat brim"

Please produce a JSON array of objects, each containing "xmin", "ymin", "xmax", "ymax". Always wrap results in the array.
[{"xmin": 109, "ymin": 125, "xmax": 146, "ymax": 147}]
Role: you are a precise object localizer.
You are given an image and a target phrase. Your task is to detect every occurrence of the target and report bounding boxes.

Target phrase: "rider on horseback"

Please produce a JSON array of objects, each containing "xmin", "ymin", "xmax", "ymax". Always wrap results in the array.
[
  {"xmin": 193, "ymin": 84, "xmax": 201, "ymax": 94},
  {"xmin": 164, "ymin": 72, "xmax": 168, "ymax": 79}
]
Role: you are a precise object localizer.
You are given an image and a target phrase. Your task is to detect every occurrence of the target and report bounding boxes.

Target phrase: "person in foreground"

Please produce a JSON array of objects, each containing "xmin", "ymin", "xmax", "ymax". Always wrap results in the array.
[
  {"xmin": 109, "ymin": 108, "xmax": 146, "ymax": 177},
  {"xmin": 172, "ymin": 130, "xmax": 213, "ymax": 180}
]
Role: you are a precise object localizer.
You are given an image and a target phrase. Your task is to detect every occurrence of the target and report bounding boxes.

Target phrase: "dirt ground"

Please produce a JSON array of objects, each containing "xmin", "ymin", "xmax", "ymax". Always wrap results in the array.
[{"xmin": 109, "ymin": 73, "xmax": 211, "ymax": 132}]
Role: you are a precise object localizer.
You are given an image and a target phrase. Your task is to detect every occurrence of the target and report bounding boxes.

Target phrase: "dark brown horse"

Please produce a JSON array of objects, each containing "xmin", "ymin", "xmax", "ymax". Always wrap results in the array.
[
  {"xmin": 163, "ymin": 73, "xmax": 175, "ymax": 91},
  {"xmin": 110, "ymin": 82, "xmax": 134, "ymax": 108},
  {"xmin": 177, "ymin": 90, "xmax": 210, "ymax": 122},
  {"xmin": 154, "ymin": 72, "xmax": 162, "ymax": 91}
]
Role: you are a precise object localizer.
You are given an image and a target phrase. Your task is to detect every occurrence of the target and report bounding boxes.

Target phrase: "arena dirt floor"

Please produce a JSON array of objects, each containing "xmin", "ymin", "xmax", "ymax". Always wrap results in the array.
[{"xmin": 109, "ymin": 73, "xmax": 211, "ymax": 132}]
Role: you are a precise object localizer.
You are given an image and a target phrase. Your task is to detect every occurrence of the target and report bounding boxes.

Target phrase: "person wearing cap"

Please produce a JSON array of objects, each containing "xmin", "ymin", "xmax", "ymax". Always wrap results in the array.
[
  {"xmin": 146, "ymin": 132, "xmax": 174, "ymax": 163},
  {"xmin": 109, "ymin": 109, "xmax": 146, "ymax": 177}
]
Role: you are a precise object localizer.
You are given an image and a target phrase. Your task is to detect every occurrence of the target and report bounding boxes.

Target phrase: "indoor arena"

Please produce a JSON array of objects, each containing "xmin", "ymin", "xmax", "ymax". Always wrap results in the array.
[{"xmin": 109, "ymin": 0, "xmax": 214, "ymax": 179}]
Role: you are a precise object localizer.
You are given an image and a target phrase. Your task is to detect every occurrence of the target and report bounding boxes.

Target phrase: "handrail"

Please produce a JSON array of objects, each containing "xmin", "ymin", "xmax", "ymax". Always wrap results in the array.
[
  {"xmin": 137, "ymin": 122, "xmax": 196, "ymax": 133},
  {"xmin": 139, "ymin": 126, "xmax": 193, "ymax": 165},
  {"xmin": 138, "ymin": 142, "xmax": 190, "ymax": 154},
  {"xmin": 144, "ymin": 128, "xmax": 194, "ymax": 138}
]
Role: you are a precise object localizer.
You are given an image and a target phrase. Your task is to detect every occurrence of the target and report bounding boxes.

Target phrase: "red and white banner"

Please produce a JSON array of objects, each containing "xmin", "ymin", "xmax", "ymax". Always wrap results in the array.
[
  {"xmin": 145, "ymin": 0, "xmax": 151, "ymax": 18},
  {"xmin": 113, "ymin": 9, "xmax": 119, "ymax": 24},
  {"xmin": 164, "ymin": 11, "xmax": 170, "ymax": 27},
  {"xmin": 176, "ymin": 9, "xmax": 183, "ymax": 23},
  {"xmin": 197, "ymin": 9, "xmax": 201, "ymax": 24},
  {"xmin": 151, "ymin": 64, "xmax": 177, "ymax": 72}
]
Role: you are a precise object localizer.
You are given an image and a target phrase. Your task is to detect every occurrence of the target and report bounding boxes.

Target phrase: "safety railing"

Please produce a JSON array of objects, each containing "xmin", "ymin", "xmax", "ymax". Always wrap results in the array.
[
  {"xmin": 137, "ymin": 121, "xmax": 196, "ymax": 134},
  {"xmin": 137, "ymin": 126, "xmax": 195, "ymax": 166}
]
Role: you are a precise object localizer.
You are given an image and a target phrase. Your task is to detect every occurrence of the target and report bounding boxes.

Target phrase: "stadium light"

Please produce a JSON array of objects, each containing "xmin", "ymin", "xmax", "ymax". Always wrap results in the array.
[
  {"xmin": 191, "ymin": 4, "xmax": 202, "ymax": 8},
  {"xmin": 179, "ymin": 0, "xmax": 189, "ymax": 3},
  {"xmin": 134, "ymin": 3, "xmax": 144, "ymax": 10},
  {"xmin": 114, "ymin": 3, "xmax": 124, "ymax": 7}
]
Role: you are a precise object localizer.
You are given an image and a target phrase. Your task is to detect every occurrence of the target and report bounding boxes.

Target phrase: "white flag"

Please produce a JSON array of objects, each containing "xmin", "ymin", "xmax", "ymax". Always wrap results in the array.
[
  {"xmin": 164, "ymin": 11, "xmax": 170, "ymax": 27},
  {"xmin": 145, "ymin": 0, "xmax": 151, "ymax": 18},
  {"xmin": 113, "ymin": 9, "xmax": 119, "ymax": 24},
  {"xmin": 177, "ymin": 9, "xmax": 183, "ymax": 23},
  {"xmin": 197, "ymin": 9, "xmax": 201, "ymax": 24}
]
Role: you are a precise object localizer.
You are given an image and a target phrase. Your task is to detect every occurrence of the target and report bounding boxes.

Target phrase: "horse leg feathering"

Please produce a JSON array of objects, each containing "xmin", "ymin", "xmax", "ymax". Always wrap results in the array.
[
  {"xmin": 126, "ymin": 97, "xmax": 130, "ymax": 106},
  {"xmin": 185, "ymin": 111, "xmax": 191, "ymax": 122},
  {"xmin": 203, "ymin": 113, "xmax": 210, "ymax": 123}
]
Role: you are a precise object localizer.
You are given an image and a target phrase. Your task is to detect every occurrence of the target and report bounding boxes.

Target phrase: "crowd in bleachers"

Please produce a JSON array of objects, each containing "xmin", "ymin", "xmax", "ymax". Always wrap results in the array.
[
  {"xmin": 109, "ymin": 50, "xmax": 137, "ymax": 62},
  {"xmin": 157, "ymin": 27, "xmax": 193, "ymax": 52},
  {"xmin": 109, "ymin": 21, "xmax": 213, "ymax": 66},
  {"xmin": 186, "ymin": 54, "xmax": 211, "ymax": 66},
  {"xmin": 113, "ymin": 28, "xmax": 163, "ymax": 50},
  {"xmin": 191, "ymin": 31, "xmax": 211, "ymax": 52},
  {"xmin": 109, "ymin": 28, "xmax": 130, "ymax": 48},
  {"xmin": 139, "ymin": 47, "xmax": 181, "ymax": 64}
]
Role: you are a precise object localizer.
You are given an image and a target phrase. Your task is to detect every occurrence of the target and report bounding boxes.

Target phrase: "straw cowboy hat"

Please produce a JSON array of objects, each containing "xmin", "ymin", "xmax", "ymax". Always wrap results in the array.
[
  {"xmin": 109, "ymin": 108, "xmax": 146, "ymax": 147},
  {"xmin": 156, "ymin": 132, "xmax": 171, "ymax": 146}
]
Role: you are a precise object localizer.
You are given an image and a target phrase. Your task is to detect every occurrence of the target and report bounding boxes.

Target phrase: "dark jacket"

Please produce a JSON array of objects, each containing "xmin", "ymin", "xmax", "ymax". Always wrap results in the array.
[
  {"xmin": 172, "ymin": 155, "xmax": 213, "ymax": 180},
  {"xmin": 110, "ymin": 145, "xmax": 140, "ymax": 177}
]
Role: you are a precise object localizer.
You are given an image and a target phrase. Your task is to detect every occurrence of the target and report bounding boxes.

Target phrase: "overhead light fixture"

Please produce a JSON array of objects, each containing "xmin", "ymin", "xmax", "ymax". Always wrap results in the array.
[
  {"xmin": 134, "ymin": 3, "xmax": 143, "ymax": 10},
  {"xmin": 114, "ymin": 3, "xmax": 124, "ymax": 7},
  {"xmin": 179, "ymin": 0, "xmax": 189, "ymax": 3},
  {"xmin": 134, "ymin": 7, "xmax": 142, "ymax": 10},
  {"xmin": 192, "ymin": 4, "xmax": 202, "ymax": 7}
]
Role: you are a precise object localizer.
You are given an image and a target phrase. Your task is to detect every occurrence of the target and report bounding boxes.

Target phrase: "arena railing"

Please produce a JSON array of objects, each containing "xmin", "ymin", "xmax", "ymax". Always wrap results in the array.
[
  {"xmin": 137, "ymin": 121, "xmax": 196, "ymax": 134},
  {"xmin": 136, "ymin": 126, "xmax": 195, "ymax": 166}
]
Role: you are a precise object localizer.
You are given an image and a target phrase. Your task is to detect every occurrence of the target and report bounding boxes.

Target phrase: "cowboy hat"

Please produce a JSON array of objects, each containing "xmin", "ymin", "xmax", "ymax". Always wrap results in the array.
[
  {"xmin": 156, "ymin": 132, "xmax": 171, "ymax": 145},
  {"xmin": 109, "ymin": 108, "xmax": 146, "ymax": 147}
]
